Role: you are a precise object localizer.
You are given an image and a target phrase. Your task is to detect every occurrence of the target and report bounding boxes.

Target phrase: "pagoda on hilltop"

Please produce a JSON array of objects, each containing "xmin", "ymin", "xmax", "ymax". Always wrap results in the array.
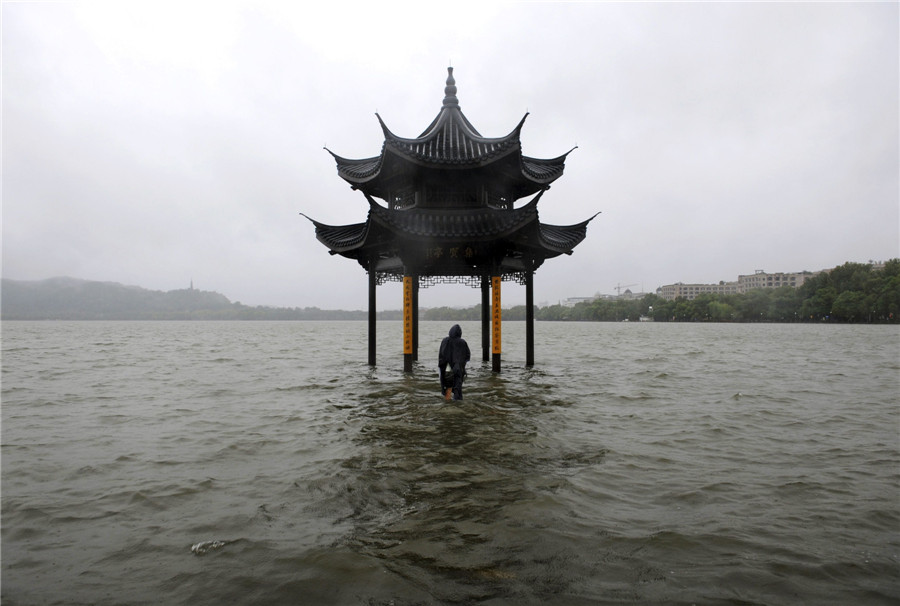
[{"xmin": 302, "ymin": 67, "xmax": 597, "ymax": 372}]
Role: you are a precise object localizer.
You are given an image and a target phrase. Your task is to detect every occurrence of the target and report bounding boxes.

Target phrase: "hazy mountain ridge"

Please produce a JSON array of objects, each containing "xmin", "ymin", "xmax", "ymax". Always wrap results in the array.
[
  {"xmin": 1, "ymin": 277, "xmax": 238, "ymax": 320},
  {"xmin": 0, "ymin": 277, "xmax": 410, "ymax": 320},
  {"xmin": 0, "ymin": 277, "xmax": 393, "ymax": 320}
]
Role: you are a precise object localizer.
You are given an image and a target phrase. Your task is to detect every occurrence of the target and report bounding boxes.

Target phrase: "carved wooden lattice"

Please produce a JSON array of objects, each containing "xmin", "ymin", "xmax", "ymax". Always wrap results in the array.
[{"xmin": 371, "ymin": 271, "xmax": 526, "ymax": 288}]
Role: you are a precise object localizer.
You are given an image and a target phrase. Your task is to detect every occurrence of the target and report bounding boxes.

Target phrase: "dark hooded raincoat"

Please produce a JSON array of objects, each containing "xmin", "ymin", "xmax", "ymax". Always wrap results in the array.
[{"xmin": 438, "ymin": 324, "xmax": 470, "ymax": 400}]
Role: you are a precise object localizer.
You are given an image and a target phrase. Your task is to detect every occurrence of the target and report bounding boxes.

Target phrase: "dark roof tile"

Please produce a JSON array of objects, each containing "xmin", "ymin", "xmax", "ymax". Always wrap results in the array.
[
  {"xmin": 327, "ymin": 69, "xmax": 570, "ymax": 194},
  {"xmin": 368, "ymin": 198, "xmax": 538, "ymax": 240}
]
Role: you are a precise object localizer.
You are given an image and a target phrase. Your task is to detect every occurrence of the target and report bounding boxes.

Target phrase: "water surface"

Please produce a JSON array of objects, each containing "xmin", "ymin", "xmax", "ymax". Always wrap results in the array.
[{"xmin": 2, "ymin": 321, "xmax": 898, "ymax": 604}]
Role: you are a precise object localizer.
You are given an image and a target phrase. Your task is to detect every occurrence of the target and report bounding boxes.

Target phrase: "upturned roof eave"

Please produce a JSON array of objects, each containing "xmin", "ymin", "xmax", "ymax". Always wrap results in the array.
[
  {"xmin": 326, "ymin": 146, "xmax": 384, "ymax": 186},
  {"xmin": 334, "ymin": 141, "xmax": 572, "ymax": 184},
  {"xmin": 300, "ymin": 208, "xmax": 599, "ymax": 262},
  {"xmin": 299, "ymin": 212, "xmax": 371, "ymax": 254},
  {"xmin": 534, "ymin": 212, "xmax": 601, "ymax": 254},
  {"xmin": 378, "ymin": 107, "xmax": 525, "ymax": 147},
  {"xmin": 523, "ymin": 145, "xmax": 578, "ymax": 166},
  {"xmin": 376, "ymin": 113, "xmax": 524, "ymax": 169}
]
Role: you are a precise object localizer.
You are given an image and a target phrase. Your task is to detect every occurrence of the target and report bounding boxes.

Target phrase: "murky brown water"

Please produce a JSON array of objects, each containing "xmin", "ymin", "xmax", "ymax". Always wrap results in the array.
[{"xmin": 3, "ymin": 321, "xmax": 898, "ymax": 604}]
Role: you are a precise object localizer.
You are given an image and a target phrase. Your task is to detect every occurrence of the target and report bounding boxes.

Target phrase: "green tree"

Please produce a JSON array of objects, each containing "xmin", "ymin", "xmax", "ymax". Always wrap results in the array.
[
  {"xmin": 800, "ymin": 285, "xmax": 836, "ymax": 320},
  {"xmin": 768, "ymin": 286, "xmax": 800, "ymax": 321},
  {"xmin": 874, "ymin": 275, "xmax": 900, "ymax": 321},
  {"xmin": 828, "ymin": 262, "xmax": 873, "ymax": 294},
  {"xmin": 673, "ymin": 299, "xmax": 698, "ymax": 321},
  {"xmin": 708, "ymin": 300, "xmax": 736, "ymax": 322},
  {"xmin": 737, "ymin": 289, "xmax": 771, "ymax": 321},
  {"xmin": 647, "ymin": 298, "xmax": 676, "ymax": 321},
  {"xmin": 831, "ymin": 290, "xmax": 870, "ymax": 322}
]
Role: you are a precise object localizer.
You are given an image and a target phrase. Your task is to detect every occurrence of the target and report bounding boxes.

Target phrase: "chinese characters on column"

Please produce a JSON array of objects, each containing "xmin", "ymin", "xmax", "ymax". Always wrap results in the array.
[
  {"xmin": 492, "ymin": 275, "xmax": 502, "ymax": 354},
  {"xmin": 403, "ymin": 276, "xmax": 413, "ymax": 355}
]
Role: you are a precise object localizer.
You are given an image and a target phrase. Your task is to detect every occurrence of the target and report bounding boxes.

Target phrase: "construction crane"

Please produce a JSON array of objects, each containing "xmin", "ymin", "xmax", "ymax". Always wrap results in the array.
[{"xmin": 614, "ymin": 283, "xmax": 637, "ymax": 296}]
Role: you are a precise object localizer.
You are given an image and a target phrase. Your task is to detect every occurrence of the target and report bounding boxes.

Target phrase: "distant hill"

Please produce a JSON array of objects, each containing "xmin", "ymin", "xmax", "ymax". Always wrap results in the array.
[
  {"xmin": 0, "ymin": 278, "xmax": 381, "ymax": 320},
  {"xmin": 0, "ymin": 277, "xmax": 513, "ymax": 321},
  {"xmin": 1, "ymin": 277, "xmax": 233, "ymax": 320}
]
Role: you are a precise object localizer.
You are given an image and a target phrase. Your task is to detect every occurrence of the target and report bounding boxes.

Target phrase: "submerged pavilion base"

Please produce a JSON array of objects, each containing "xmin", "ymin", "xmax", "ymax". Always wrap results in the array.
[{"xmin": 366, "ymin": 271, "xmax": 537, "ymax": 374}]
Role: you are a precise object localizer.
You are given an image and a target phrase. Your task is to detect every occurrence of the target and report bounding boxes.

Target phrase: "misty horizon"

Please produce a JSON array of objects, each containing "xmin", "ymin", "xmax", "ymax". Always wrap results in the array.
[{"xmin": 4, "ymin": 255, "xmax": 889, "ymax": 312}]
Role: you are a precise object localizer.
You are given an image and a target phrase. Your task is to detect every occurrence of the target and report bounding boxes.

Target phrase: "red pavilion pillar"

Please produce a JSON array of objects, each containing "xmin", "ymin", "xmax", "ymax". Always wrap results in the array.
[
  {"xmin": 403, "ymin": 274, "xmax": 413, "ymax": 372},
  {"xmin": 491, "ymin": 274, "xmax": 502, "ymax": 373}
]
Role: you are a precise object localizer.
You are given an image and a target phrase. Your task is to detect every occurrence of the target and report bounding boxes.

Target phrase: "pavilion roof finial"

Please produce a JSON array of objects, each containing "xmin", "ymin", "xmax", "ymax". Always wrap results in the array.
[{"xmin": 443, "ymin": 66, "xmax": 459, "ymax": 108}]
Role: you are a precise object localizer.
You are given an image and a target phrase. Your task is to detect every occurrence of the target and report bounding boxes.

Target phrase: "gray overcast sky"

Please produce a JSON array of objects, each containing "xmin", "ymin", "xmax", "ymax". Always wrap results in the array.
[{"xmin": 3, "ymin": 1, "xmax": 898, "ymax": 310}]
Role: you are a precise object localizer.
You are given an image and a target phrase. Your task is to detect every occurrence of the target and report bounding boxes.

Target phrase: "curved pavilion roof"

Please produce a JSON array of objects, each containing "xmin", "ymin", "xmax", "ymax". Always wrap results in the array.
[
  {"xmin": 302, "ymin": 194, "xmax": 598, "ymax": 275},
  {"xmin": 327, "ymin": 67, "xmax": 574, "ymax": 201},
  {"xmin": 304, "ymin": 67, "xmax": 597, "ymax": 277}
]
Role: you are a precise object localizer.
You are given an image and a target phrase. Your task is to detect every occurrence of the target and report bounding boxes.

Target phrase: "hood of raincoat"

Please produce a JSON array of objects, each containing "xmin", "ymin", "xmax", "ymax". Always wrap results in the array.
[{"xmin": 449, "ymin": 324, "xmax": 462, "ymax": 338}]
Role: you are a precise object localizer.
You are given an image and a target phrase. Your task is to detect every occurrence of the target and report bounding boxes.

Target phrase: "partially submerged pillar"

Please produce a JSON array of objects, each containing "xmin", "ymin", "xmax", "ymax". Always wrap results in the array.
[
  {"xmin": 481, "ymin": 275, "xmax": 490, "ymax": 362},
  {"xmin": 526, "ymin": 270, "xmax": 535, "ymax": 367},
  {"xmin": 368, "ymin": 269, "xmax": 376, "ymax": 366},
  {"xmin": 492, "ymin": 275, "xmax": 502, "ymax": 373},
  {"xmin": 403, "ymin": 275, "xmax": 413, "ymax": 372},
  {"xmin": 412, "ymin": 275, "xmax": 419, "ymax": 361}
]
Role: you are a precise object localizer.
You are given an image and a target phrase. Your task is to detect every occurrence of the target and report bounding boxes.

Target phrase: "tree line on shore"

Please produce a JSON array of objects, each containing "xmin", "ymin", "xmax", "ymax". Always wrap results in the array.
[
  {"xmin": 4, "ymin": 260, "xmax": 897, "ymax": 322},
  {"xmin": 532, "ymin": 260, "xmax": 899, "ymax": 323},
  {"xmin": 359, "ymin": 260, "xmax": 900, "ymax": 324}
]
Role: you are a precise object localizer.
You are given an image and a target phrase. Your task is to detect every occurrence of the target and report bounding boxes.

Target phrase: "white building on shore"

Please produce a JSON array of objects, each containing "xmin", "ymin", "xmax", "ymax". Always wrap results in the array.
[
  {"xmin": 560, "ymin": 289, "xmax": 648, "ymax": 307},
  {"xmin": 656, "ymin": 270, "xmax": 820, "ymax": 301}
]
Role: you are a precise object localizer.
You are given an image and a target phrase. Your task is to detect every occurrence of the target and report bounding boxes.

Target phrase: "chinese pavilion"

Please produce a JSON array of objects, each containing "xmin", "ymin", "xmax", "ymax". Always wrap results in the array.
[{"xmin": 302, "ymin": 67, "xmax": 597, "ymax": 372}]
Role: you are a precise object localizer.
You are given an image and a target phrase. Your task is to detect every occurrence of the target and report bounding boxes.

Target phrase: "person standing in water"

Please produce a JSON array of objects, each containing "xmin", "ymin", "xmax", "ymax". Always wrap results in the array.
[{"xmin": 438, "ymin": 324, "xmax": 470, "ymax": 401}]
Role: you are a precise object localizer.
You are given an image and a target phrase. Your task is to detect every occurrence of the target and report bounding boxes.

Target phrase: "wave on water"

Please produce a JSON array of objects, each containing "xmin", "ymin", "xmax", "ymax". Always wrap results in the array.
[{"xmin": 190, "ymin": 540, "xmax": 231, "ymax": 555}]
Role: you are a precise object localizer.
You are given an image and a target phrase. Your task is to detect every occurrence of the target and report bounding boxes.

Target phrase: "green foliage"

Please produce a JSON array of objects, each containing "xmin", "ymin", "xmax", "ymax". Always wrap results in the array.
[
  {"xmin": 708, "ymin": 300, "xmax": 736, "ymax": 321},
  {"xmin": 651, "ymin": 260, "xmax": 899, "ymax": 324},
  {"xmin": 421, "ymin": 305, "xmax": 480, "ymax": 321},
  {"xmin": 578, "ymin": 260, "xmax": 898, "ymax": 324}
]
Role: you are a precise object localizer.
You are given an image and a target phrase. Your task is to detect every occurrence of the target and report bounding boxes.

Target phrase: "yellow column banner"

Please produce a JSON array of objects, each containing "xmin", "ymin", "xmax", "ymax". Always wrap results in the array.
[
  {"xmin": 403, "ymin": 276, "xmax": 413, "ymax": 355},
  {"xmin": 492, "ymin": 275, "xmax": 502, "ymax": 354}
]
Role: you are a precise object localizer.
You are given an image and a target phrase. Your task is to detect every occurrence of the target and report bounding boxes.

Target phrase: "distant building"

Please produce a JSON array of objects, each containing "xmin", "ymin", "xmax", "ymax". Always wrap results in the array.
[
  {"xmin": 617, "ymin": 288, "xmax": 644, "ymax": 300},
  {"xmin": 656, "ymin": 269, "xmax": 820, "ymax": 301},
  {"xmin": 656, "ymin": 281, "xmax": 740, "ymax": 301},
  {"xmin": 561, "ymin": 296, "xmax": 600, "ymax": 307},
  {"xmin": 736, "ymin": 270, "xmax": 815, "ymax": 292},
  {"xmin": 560, "ymin": 289, "xmax": 648, "ymax": 306}
]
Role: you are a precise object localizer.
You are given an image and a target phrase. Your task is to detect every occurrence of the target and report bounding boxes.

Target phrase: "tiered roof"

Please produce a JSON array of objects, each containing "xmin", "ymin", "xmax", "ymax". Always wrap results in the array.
[
  {"xmin": 327, "ymin": 68, "xmax": 574, "ymax": 203},
  {"xmin": 305, "ymin": 67, "xmax": 596, "ymax": 277}
]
